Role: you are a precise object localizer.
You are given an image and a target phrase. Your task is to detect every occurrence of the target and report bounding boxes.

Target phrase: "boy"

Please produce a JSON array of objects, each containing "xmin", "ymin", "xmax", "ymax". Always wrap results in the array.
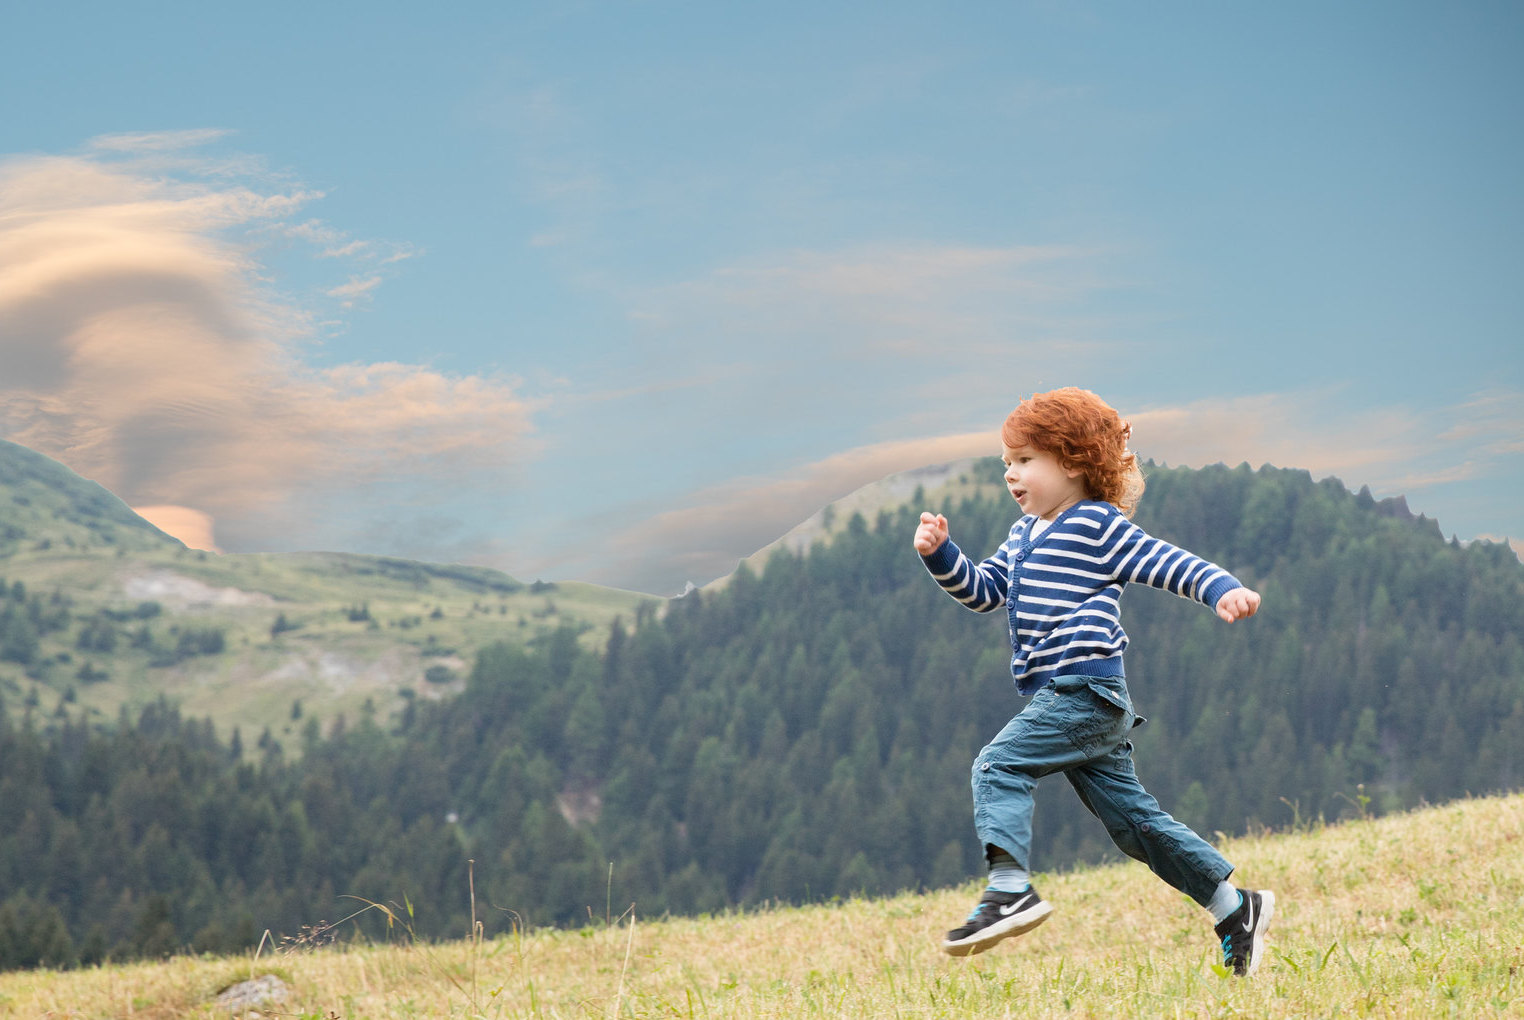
[{"xmin": 914, "ymin": 387, "xmax": 1273, "ymax": 977}]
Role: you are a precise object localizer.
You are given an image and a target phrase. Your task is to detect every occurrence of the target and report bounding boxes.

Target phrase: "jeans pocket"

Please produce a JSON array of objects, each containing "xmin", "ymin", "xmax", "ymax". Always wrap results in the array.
[{"xmin": 1061, "ymin": 692, "xmax": 1129, "ymax": 757}]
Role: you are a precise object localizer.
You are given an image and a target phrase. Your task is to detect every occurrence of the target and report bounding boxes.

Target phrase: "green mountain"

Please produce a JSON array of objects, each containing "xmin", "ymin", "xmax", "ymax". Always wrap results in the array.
[
  {"xmin": 1, "ymin": 452, "xmax": 1520, "ymax": 972},
  {"xmin": 0, "ymin": 440, "xmax": 181, "ymax": 555},
  {"xmin": 0, "ymin": 440, "xmax": 654, "ymax": 740}
]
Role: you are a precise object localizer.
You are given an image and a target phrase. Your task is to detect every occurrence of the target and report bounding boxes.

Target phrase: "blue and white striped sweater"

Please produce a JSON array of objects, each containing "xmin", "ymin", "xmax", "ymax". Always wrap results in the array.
[{"xmin": 921, "ymin": 500, "xmax": 1243, "ymax": 694}]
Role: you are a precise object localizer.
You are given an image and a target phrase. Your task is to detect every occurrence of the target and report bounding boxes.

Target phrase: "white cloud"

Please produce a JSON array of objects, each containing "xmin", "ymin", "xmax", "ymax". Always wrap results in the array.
[
  {"xmin": 0, "ymin": 138, "xmax": 537, "ymax": 554},
  {"xmin": 327, "ymin": 274, "xmax": 383, "ymax": 304}
]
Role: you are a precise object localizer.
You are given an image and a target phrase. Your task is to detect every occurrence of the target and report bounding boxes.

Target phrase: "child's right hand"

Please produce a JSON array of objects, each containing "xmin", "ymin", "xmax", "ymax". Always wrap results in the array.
[
  {"xmin": 914, "ymin": 512, "xmax": 949, "ymax": 556},
  {"xmin": 1215, "ymin": 586, "xmax": 1262, "ymax": 623}
]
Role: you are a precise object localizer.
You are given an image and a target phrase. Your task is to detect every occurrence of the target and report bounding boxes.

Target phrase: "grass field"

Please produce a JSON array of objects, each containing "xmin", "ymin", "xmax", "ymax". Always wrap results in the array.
[{"xmin": 3, "ymin": 792, "xmax": 1520, "ymax": 1019}]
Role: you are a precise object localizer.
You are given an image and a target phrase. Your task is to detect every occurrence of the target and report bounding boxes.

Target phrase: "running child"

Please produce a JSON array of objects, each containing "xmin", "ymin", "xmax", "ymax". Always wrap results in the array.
[{"xmin": 913, "ymin": 386, "xmax": 1274, "ymax": 977}]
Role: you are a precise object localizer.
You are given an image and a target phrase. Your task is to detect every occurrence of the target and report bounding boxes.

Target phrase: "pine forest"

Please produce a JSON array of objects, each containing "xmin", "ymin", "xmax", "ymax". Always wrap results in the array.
[{"xmin": 1, "ymin": 461, "xmax": 1521, "ymax": 971}]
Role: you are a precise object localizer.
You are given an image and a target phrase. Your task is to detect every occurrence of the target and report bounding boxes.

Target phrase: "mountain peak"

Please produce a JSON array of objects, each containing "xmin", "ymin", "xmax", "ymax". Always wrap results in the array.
[{"xmin": 0, "ymin": 440, "xmax": 181, "ymax": 555}]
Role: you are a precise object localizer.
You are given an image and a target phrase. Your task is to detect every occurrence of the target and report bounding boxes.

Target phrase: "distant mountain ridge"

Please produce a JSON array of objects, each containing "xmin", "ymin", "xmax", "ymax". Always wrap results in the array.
[{"xmin": 0, "ymin": 440, "xmax": 653, "ymax": 740}]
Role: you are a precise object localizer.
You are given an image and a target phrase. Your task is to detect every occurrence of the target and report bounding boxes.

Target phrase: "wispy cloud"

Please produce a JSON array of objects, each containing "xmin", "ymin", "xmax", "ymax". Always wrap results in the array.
[
  {"xmin": 1438, "ymin": 391, "xmax": 1524, "ymax": 455},
  {"xmin": 546, "ymin": 433, "xmax": 994, "ymax": 593},
  {"xmin": 1125, "ymin": 388, "xmax": 1524, "ymax": 496},
  {"xmin": 326, "ymin": 274, "xmax": 384, "ymax": 305},
  {"xmin": 271, "ymin": 219, "xmax": 416, "ymax": 280},
  {"xmin": 567, "ymin": 386, "xmax": 1523, "ymax": 593},
  {"xmin": 87, "ymin": 129, "xmax": 234, "ymax": 154},
  {"xmin": 0, "ymin": 136, "xmax": 535, "ymax": 552},
  {"xmin": 593, "ymin": 241, "xmax": 1128, "ymax": 456},
  {"xmin": 630, "ymin": 242, "xmax": 1113, "ymax": 351}
]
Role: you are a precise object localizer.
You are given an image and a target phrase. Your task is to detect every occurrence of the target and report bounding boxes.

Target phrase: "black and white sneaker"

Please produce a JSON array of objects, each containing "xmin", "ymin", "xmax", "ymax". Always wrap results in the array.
[
  {"xmin": 1214, "ymin": 888, "xmax": 1275, "ymax": 977},
  {"xmin": 941, "ymin": 886, "xmax": 1053, "ymax": 957}
]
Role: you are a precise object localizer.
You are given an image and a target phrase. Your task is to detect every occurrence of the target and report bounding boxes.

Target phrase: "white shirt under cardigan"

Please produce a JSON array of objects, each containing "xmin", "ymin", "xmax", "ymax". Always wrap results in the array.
[{"xmin": 920, "ymin": 499, "xmax": 1244, "ymax": 696}]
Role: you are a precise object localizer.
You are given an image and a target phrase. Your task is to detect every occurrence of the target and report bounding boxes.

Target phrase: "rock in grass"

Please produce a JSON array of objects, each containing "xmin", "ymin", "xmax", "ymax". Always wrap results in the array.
[{"xmin": 212, "ymin": 974, "xmax": 291, "ymax": 1015}]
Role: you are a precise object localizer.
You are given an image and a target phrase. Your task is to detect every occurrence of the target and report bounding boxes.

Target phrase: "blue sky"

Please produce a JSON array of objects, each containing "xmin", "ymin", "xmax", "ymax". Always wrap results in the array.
[{"xmin": 2, "ymin": 1, "xmax": 1520, "ymax": 594}]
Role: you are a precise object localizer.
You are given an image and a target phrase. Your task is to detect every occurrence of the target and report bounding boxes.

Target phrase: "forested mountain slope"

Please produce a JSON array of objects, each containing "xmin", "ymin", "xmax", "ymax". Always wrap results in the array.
[{"xmin": 2, "ymin": 461, "xmax": 1520, "ymax": 970}]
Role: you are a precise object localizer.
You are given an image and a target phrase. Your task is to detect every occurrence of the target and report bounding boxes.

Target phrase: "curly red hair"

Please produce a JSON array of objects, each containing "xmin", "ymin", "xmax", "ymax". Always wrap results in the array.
[{"xmin": 1001, "ymin": 387, "xmax": 1145, "ymax": 516}]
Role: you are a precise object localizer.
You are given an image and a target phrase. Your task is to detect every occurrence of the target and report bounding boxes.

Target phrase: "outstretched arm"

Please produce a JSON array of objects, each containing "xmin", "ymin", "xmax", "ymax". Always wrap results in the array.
[{"xmin": 1108, "ymin": 520, "xmax": 1250, "ymax": 618}]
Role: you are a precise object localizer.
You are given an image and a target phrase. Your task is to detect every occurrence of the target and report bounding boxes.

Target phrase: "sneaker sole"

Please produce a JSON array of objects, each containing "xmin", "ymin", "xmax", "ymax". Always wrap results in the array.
[
  {"xmin": 1245, "ymin": 891, "xmax": 1276, "ymax": 977},
  {"xmin": 941, "ymin": 900, "xmax": 1053, "ymax": 957}
]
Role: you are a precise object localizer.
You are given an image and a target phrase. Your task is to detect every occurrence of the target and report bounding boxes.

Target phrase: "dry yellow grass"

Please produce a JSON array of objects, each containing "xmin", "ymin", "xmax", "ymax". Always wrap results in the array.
[{"xmin": 4, "ymin": 793, "xmax": 1521, "ymax": 1019}]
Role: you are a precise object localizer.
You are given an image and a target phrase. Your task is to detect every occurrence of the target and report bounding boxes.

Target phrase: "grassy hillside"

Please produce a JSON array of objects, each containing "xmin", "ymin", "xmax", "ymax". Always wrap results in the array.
[
  {"xmin": 0, "ymin": 440, "xmax": 656, "ymax": 741},
  {"xmin": 1, "ymin": 545, "xmax": 652, "ymax": 743},
  {"xmin": 4, "ymin": 792, "xmax": 1519, "ymax": 1018},
  {"xmin": 0, "ymin": 440, "xmax": 178, "ymax": 556}
]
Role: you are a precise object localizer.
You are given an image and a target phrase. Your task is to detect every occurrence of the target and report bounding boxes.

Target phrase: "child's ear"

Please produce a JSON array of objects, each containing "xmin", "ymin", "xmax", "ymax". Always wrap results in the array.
[{"xmin": 1064, "ymin": 463, "xmax": 1084, "ymax": 480}]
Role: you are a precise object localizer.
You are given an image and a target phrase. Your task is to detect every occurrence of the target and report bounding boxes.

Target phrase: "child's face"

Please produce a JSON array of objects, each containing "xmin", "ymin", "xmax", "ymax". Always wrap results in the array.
[{"xmin": 1002, "ymin": 444, "xmax": 1087, "ymax": 521}]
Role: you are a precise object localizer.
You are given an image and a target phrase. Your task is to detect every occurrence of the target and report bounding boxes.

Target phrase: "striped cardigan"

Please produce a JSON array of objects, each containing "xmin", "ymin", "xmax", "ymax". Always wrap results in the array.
[{"xmin": 921, "ymin": 500, "xmax": 1243, "ymax": 694}]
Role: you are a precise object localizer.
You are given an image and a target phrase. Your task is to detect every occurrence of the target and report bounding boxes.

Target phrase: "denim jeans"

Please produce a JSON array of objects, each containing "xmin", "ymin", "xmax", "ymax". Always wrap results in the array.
[{"xmin": 971, "ymin": 673, "xmax": 1233, "ymax": 907}]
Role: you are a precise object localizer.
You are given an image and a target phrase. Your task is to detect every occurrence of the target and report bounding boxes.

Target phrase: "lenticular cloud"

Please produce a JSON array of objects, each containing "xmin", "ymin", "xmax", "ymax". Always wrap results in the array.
[{"xmin": 0, "ymin": 137, "xmax": 534, "ymax": 553}]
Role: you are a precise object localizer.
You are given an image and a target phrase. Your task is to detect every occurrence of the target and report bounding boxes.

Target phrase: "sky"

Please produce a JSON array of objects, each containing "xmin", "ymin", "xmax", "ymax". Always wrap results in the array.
[{"xmin": 1, "ymin": 2, "xmax": 1520, "ymax": 595}]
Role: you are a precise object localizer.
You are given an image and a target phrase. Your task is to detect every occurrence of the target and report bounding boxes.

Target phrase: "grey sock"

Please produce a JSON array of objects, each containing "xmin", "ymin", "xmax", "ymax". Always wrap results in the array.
[{"xmin": 1207, "ymin": 881, "xmax": 1242, "ymax": 923}]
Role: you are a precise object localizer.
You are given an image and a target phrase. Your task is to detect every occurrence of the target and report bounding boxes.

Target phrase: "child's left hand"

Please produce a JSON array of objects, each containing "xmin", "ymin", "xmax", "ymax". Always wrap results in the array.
[{"xmin": 1215, "ymin": 587, "xmax": 1261, "ymax": 623}]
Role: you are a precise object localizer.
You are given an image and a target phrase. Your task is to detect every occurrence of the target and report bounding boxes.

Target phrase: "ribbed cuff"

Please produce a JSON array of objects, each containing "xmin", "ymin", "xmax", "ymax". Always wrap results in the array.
[
  {"xmin": 920, "ymin": 538, "xmax": 962, "ymax": 575},
  {"xmin": 1203, "ymin": 575, "xmax": 1243, "ymax": 611}
]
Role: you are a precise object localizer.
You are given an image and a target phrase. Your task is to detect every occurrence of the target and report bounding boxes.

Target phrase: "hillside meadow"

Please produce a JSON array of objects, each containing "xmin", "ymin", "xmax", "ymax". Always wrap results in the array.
[
  {"xmin": 4, "ymin": 792, "xmax": 1519, "ymax": 1019},
  {"xmin": 1, "ymin": 543, "xmax": 652, "ymax": 743},
  {"xmin": 3, "ymin": 431, "xmax": 657, "ymax": 742}
]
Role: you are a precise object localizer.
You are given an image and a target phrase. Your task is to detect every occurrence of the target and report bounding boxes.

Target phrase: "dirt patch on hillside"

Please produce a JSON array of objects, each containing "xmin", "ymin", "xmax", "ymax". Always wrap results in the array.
[
  {"xmin": 245, "ymin": 646, "xmax": 421, "ymax": 696},
  {"xmin": 123, "ymin": 569, "xmax": 276, "ymax": 609}
]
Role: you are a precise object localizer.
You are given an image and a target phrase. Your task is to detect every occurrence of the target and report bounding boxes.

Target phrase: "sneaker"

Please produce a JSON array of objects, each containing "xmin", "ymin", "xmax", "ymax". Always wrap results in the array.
[
  {"xmin": 1214, "ymin": 889, "xmax": 1275, "ymax": 977},
  {"xmin": 941, "ymin": 886, "xmax": 1053, "ymax": 957}
]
